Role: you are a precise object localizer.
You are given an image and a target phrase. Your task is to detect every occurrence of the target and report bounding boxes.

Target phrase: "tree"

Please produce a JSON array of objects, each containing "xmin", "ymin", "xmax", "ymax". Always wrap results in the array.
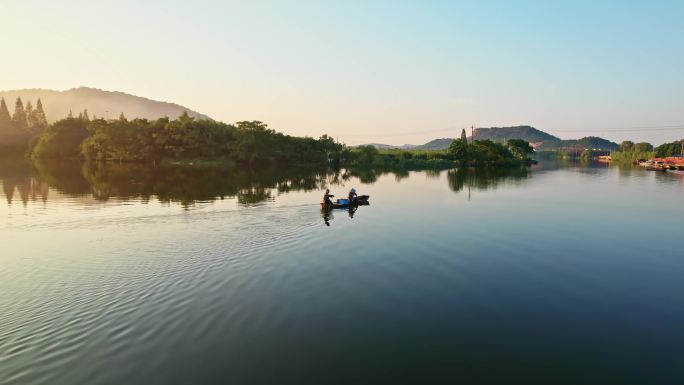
[
  {"xmin": 471, "ymin": 140, "xmax": 515, "ymax": 165},
  {"xmin": 34, "ymin": 99, "xmax": 48, "ymax": 128},
  {"xmin": 634, "ymin": 142, "xmax": 653, "ymax": 152},
  {"xmin": 448, "ymin": 138, "xmax": 470, "ymax": 163},
  {"xmin": 27, "ymin": 99, "xmax": 48, "ymax": 134},
  {"xmin": 32, "ymin": 117, "xmax": 90, "ymax": 159},
  {"xmin": 356, "ymin": 145, "xmax": 379, "ymax": 164},
  {"xmin": 0, "ymin": 98, "xmax": 10, "ymax": 126},
  {"xmin": 13, "ymin": 98, "xmax": 27, "ymax": 129},
  {"xmin": 82, "ymin": 109, "xmax": 90, "ymax": 122},
  {"xmin": 619, "ymin": 140, "xmax": 634, "ymax": 152},
  {"xmin": 507, "ymin": 139, "xmax": 534, "ymax": 160},
  {"xmin": 25, "ymin": 101, "xmax": 34, "ymax": 124},
  {"xmin": 460, "ymin": 128, "xmax": 467, "ymax": 142},
  {"xmin": 655, "ymin": 140, "xmax": 684, "ymax": 157}
]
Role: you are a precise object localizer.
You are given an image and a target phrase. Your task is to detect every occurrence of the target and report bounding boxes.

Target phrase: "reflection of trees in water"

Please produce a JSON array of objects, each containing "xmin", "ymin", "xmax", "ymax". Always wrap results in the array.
[
  {"xmin": 0, "ymin": 157, "xmax": 50, "ymax": 205},
  {"xmin": 424, "ymin": 169, "xmax": 442, "ymax": 179},
  {"xmin": 447, "ymin": 167, "xmax": 530, "ymax": 194},
  {"xmin": 81, "ymin": 163, "xmax": 340, "ymax": 206},
  {"xmin": 22, "ymin": 160, "xmax": 343, "ymax": 207},
  {"xmin": 345, "ymin": 164, "xmax": 450, "ymax": 184},
  {"xmin": 394, "ymin": 168, "xmax": 410, "ymax": 183}
]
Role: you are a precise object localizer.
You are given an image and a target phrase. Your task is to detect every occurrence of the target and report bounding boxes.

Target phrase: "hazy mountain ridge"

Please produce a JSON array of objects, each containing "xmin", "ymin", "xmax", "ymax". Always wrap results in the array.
[
  {"xmin": 0, "ymin": 87, "xmax": 211, "ymax": 122},
  {"xmin": 364, "ymin": 126, "xmax": 619, "ymax": 151},
  {"xmin": 364, "ymin": 143, "xmax": 417, "ymax": 150},
  {"xmin": 474, "ymin": 126, "xmax": 560, "ymax": 143},
  {"xmin": 414, "ymin": 138, "xmax": 454, "ymax": 150}
]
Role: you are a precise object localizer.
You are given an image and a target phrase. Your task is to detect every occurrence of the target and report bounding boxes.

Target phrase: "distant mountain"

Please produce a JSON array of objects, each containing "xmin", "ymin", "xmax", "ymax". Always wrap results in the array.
[
  {"xmin": 365, "ymin": 143, "xmax": 417, "ymax": 150},
  {"xmin": 414, "ymin": 138, "xmax": 454, "ymax": 150},
  {"xmin": 363, "ymin": 125, "xmax": 618, "ymax": 151},
  {"xmin": 554, "ymin": 136, "xmax": 619, "ymax": 151},
  {"xmin": 474, "ymin": 125, "xmax": 560, "ymax": 143},
  {"xmin": 0, "ymin": 87, "xmax": 211, "ymax": 122}
]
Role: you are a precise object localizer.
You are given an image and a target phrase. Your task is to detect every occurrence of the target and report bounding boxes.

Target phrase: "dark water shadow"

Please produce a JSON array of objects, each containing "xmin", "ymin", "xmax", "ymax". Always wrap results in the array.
[{"xmin": 447, "ymin": 167, "xmax": 532, "ymax": 195}]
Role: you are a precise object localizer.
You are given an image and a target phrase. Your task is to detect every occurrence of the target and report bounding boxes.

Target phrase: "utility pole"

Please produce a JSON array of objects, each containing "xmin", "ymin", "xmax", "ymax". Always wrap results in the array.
[{"xmin": 471, "ymin": 125, "xmax": 475, "ymax": 144}]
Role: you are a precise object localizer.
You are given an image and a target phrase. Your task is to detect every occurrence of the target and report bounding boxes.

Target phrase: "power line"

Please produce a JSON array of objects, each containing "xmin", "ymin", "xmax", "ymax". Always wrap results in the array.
[{"xmin": 343, "ymin": 124, "xmax": 684, "ymax": 139}]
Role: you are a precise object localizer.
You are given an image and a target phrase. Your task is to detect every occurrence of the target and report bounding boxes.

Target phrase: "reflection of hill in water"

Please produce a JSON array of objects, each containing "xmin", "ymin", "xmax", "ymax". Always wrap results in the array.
[{"xmin": 447, "ymin": 167, "xmax": 531, "ymax": 193}]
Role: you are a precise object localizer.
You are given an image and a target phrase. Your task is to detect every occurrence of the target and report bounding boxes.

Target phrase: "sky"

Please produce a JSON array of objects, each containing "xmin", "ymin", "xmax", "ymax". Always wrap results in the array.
[{"xmin": 1, "ymin": 0, "xmax": 683, "ymax": 145}]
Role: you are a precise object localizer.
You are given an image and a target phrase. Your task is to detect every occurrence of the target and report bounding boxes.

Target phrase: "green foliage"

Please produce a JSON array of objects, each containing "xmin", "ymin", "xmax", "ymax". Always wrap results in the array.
[
  {"xmin": 471, "ymin": 140, "xmax": 516, "ymax": 165},
  {"xmin": 12, "ymin": 98, "xmax": 27, "ymax": 129},
  {"xmin": 619, "ymin": 140, "xmax": 634, "ymax": 152},
  {"xmin": 448, "ymin": 138, "xmax": 470, "ymax": 162},
  {"xmin": 581, "ymin": 148, "xmax": 595, "ymax": 160},
  {"xmin": 32, "ymin": 118, "xmax": 90, "ymax": 159},
  {"xmin": 507, "ymin": 139, "xmax": 534, "ymax": 160},
  {"xmin": 612, "ymin": 141, "xmax": 655, "ymax": 163},
  {"xmin": 33, "ymin": 113, "xmax": 344, "ymax": 165},
  {"xmin": 634, "ymin": 142, "xmax": 653, "ymax": 152},
  {"xmin": 355, "ymin": 145, "xmax": 380, "ymax": 164},
  {"xmin": 448, "ymin": 138, "xmax": 520, "ymax": 166},
  {"xmin": 654, "ymin": 140, "xmax": 683, "ymax": 157},
  {"xmin": 611, "ymin": 150, "xmax": 654, "ymax": 163},
  {"xmin": 348, "ymin": 146, "xmax": 452, "ymax": 168}
]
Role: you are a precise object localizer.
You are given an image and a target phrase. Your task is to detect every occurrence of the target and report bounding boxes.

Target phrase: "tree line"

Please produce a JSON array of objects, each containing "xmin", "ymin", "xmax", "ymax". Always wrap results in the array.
[
  {"xmin": 610, "ymin": 140, "xmax": 683, "ymax": 163},
  {"xmin": 0, "ymin": 97, "xmax": 49, "ymax": 151},
  {"xmin": 29, "ymin": 112, "xmax": 346, "ymax": 165},
  {"xmin": 446, "ymin": 129, "xmax": 534, "ymax": 166}
]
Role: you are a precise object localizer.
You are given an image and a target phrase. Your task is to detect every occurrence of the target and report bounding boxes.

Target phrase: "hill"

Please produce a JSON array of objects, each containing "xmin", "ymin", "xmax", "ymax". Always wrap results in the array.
[
  {"xmin": 474, "ymin": 125, "xmax": 560, "ymax": 144},
  {"xmin": 365, "ymin": 143, "xmax": 417, "ymax": 150},
  {"xmin": 414, "ymin": 138, "xmax": 454, "ymax": 150},
  {"xmin": 0, "ymin": 87, "xmax": 211, "ymax": 122},
  {"xmin": 553, "ymin": 136, "xmax": 619, "ymax": 151},
  {"xmin": 363, "ymin": 126, "xmax": 618, "ymax": 151}
]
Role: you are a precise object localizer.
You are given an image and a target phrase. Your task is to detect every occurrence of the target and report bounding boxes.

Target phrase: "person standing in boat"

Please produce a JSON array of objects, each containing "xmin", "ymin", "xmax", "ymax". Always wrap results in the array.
[
  {"xmin": 348, "ymin": 188, "xmax": 358, "ymax": 204},
  {"xmin": 323, "ymin": 189, "xmax": 335, "ymax": 206}
]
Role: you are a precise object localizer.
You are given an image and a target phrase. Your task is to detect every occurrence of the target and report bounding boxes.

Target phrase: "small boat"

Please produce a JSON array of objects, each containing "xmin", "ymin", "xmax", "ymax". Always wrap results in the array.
[{"xmin": 321, "ymin": 195, "xmax": 370, "ymax": 209}]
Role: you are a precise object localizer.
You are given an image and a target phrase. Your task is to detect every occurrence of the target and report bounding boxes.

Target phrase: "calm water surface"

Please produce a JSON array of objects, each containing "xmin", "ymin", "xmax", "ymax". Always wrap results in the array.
[{"xmin": 1, "ymin": 160, "xmax": 683, "ymax": 384}]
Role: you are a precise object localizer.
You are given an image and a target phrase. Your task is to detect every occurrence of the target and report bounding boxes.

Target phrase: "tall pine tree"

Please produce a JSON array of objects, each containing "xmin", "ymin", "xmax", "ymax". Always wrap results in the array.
[
  {"xmin": 28, "ymin": 99, "xmax": 48, "ymax": 132},
  {"xmin": 35, "ymin": 99, "xmax": 48, "ymax": 127},
  {"xmin": 12, "ymin": 98, "xmax": 27, "ymax": 129},
  {"xmin": 460, "ymin": 128, "xmax": 467, "ymax": 142},
  {"xmin": 25, "ymin": 101, "xmax": 34, "ymax": 128},
  {"xmin": 0, "ymin": 98, "xmax": 11, "ymax": 127}
]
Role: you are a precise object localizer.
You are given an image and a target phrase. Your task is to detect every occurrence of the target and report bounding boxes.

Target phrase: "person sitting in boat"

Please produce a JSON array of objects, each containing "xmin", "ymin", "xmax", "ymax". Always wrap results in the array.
[
  {"xmin": 348, "ymin": 188, "xmax": 358, "ymax": 204},
  {"xmin": 322, "ymin": 189, "xmax": 335, "ymax": 206}
]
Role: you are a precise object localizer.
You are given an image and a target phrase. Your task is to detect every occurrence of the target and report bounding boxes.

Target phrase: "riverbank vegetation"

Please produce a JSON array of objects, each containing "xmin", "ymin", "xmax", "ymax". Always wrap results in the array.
[
  {"xmin": 0, "ymin": 97, "xmax": 49, "ymax": 152},
  {"xmin": 447, "ymin": 135, "xmax": 534, "ymax": 166},
  {"xmin": 31, "ymin": 113, "xmax": 346, "ymax": 166},
  {"xmin": 24, "ymin": 113, "xmax": 537, "ymax": 169},
  {"xmin": 10, "ymin": 104, "xmax": 681, "ymax": 170},
  {"xmin": 609, "ymin": 141, "xmax": 655, "ymax": 163}
]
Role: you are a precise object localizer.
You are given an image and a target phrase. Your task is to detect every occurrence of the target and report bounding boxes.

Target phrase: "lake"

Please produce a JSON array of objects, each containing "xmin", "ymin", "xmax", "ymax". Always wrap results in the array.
[{"xmin": 1, "ymin": 159, "xmax": 683, "ymax": 384}]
